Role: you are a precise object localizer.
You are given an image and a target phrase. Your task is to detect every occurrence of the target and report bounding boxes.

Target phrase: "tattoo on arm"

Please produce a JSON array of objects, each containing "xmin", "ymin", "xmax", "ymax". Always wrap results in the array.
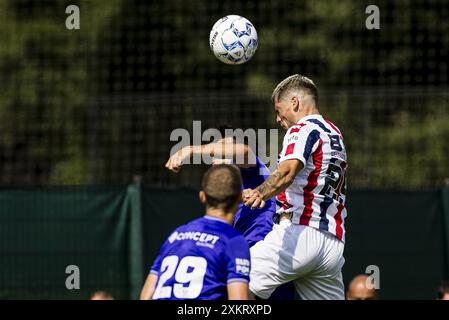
[{"xmin": 256, "ymin": 170, "xmax": 283, "ymax": 199}]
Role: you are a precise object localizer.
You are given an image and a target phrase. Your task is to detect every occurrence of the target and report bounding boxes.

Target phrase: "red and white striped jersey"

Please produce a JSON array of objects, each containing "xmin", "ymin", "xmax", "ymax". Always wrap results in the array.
[{"xmin": 276, "ymin": 114, "xmax": 348, "ymax": 242}]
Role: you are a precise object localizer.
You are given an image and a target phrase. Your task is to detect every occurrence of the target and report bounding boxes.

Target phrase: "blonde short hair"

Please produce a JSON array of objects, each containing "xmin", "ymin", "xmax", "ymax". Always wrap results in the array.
[{"xmin": 271, "ymin": 74, "xmax": 318, "ymax": 104}]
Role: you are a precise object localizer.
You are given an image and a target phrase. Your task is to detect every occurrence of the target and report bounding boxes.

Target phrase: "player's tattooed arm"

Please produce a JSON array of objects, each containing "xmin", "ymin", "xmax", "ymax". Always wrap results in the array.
[
  {"xmin": 243, "ymin": 159, "xmax": 303, "ymax": 209},
  {"xmin": 256, "ymin": 170, "xmax": 286, "ymax": 198}
]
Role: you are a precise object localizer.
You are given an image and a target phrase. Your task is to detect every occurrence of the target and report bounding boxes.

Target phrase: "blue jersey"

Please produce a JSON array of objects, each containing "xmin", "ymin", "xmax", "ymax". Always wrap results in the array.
[
  {"xmin": 150, "ymin": 216, "xmax": 250, "ymax": 300},
  {"xmin": 234, "ymin": 157, "xmax": 276, "ymax": 247}
]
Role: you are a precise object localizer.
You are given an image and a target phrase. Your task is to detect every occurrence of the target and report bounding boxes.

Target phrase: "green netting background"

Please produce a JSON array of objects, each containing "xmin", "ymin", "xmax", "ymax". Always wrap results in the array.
[{"xmin": 0, "ymin": 186, "xmax": 447, "ymax": 299}]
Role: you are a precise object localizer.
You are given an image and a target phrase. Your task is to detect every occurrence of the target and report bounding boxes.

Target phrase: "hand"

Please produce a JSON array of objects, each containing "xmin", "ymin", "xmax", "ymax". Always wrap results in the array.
[
  {"xmin": 165, "ymin": 146, "xmax": 192, "ymax": 173},
  {"xmin": 242, "ymin": 188, "xmax": 266, "ymax": 210}
]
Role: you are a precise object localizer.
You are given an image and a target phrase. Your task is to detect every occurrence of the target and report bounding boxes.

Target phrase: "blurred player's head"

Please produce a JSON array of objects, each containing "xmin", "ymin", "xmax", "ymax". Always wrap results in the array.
[
  {"xmin": 272, "ymin": 74, "xmax": 319, "ymax": 130},
  {"xmin": 346, "ymin": 275, "xmax": 378, "ymax": 300},
  {"xmin": 90, "ymin": 291, "xmax": 114, "ymax": 300},
  {"xmin": 437, "ymin": 281, "xmax": 449, "ymax": 300},
  {"xmin": 200, "ymin": 164, "xmax": 242, "ymax": 221}
]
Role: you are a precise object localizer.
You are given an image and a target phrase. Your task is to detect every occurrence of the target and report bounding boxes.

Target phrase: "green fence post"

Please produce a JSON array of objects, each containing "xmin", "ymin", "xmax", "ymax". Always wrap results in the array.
[
  {"xmin": 127, "ymin": 183, "xmax": 144, "ymax": 300},
  {"xmin": 442, "ymin": 187, "xmax": 449, "ymax": 279}
]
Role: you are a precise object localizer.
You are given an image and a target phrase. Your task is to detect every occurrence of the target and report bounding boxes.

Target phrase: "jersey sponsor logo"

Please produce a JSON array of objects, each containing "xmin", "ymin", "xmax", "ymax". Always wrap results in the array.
[
  {"xmin": 287, "ymin": 135, "xmax": 299, "ymax": 143},
  {"xmin": 331, "ymin": 151, "xmax": 346, "ymax": 159},
  {"xmin": 235, "ymin": 258, "xmax": 250, "ymax": 276},
  {"xmin": 168, "ymin": 231, "xmax": 220, "ymax": 247}
]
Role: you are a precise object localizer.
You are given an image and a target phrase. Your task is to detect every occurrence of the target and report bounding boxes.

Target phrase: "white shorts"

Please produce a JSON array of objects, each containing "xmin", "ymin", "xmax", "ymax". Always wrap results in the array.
[{"xmin": 249, "ymin": 220, "xmax": 345, "ymax": 300}]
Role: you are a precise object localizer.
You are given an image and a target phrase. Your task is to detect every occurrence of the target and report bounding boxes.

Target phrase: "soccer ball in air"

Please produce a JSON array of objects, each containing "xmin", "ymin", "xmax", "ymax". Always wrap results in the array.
[{"xmin": 209, "ymin": 15, "xmax": 258, "ymax": 65}]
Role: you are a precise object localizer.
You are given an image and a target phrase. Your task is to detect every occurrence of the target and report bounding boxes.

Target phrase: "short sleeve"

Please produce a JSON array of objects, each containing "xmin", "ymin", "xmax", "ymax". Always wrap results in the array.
[
  {"xmin": 279, "ymin": 124, "xmax": 321, "ymax": 166},
  {"xmin": 149, "ymin": 237, "xmax": 171, "ymax": 275},
  {"xmin": 150, "ymin": 254, "xmax": 163, "ymax": 275},
  {"xmin": 225, "ymin": 235, "xmax": 251, "ymax": 284}
]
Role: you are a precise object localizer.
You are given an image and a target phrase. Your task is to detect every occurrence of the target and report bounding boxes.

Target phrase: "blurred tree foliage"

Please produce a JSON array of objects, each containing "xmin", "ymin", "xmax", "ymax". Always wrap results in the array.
[
  {"xmin": 0, "ymin": 0, "xmax": 123, "ymax": 184},
  {"xmin": 0, "ymin": 0, "xmax": 447, "ymax": 188}
]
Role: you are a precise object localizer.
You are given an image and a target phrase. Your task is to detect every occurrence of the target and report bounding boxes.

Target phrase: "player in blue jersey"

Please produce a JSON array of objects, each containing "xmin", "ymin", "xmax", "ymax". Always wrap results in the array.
[
  {"xmin": 165, "ymin": 126, "xmax": 276, "ymax": 247},
  {"xmin": 164, "ymin": 125, "xmax": 296, "ymax": 299},
  {"xmin": 140, "ymin": 164, "xmax": 251, "ymax": 300}
]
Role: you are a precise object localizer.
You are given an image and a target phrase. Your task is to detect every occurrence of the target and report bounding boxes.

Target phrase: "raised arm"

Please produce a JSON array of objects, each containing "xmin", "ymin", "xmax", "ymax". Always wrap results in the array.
[
  {"xmin": 243, "ymin": 159, "xmax": 303, "ymax": 209},
  {"xmin": 165, "ymin": 138, "xmax": 256, "ymax": 172},
  {"xmin": 202, "ymin": 138, "xmax": 256, "ymax": 168}
]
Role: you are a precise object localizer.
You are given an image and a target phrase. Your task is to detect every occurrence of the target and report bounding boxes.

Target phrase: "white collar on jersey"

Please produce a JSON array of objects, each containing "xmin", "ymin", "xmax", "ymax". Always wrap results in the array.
[{"xmin": 297, "ymin": 114, "xmax": 323, "ymax": 123}]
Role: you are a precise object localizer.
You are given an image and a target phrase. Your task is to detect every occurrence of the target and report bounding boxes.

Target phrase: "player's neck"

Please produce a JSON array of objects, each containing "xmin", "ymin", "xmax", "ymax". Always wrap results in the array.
[
  {"xmin": 295, "ymin": 106, "xmax": 320, "ymax": 123},
  {"xmin": 205, "ymin": 209, "xmax": 233, "ymax": 224}
]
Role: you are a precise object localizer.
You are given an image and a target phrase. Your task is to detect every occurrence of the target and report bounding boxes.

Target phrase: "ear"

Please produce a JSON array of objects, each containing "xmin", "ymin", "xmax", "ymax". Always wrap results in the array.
[
  {"xmin": 199, "ymin": 190, "xmax": 207, "ymax": 204},
  {"xmin": 232, "ymin": 192, "xmax": 243, "ymax": 209},
  {"xmin": 291, "ymin": 95, "xmax": 300, "ymax": 112}
]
